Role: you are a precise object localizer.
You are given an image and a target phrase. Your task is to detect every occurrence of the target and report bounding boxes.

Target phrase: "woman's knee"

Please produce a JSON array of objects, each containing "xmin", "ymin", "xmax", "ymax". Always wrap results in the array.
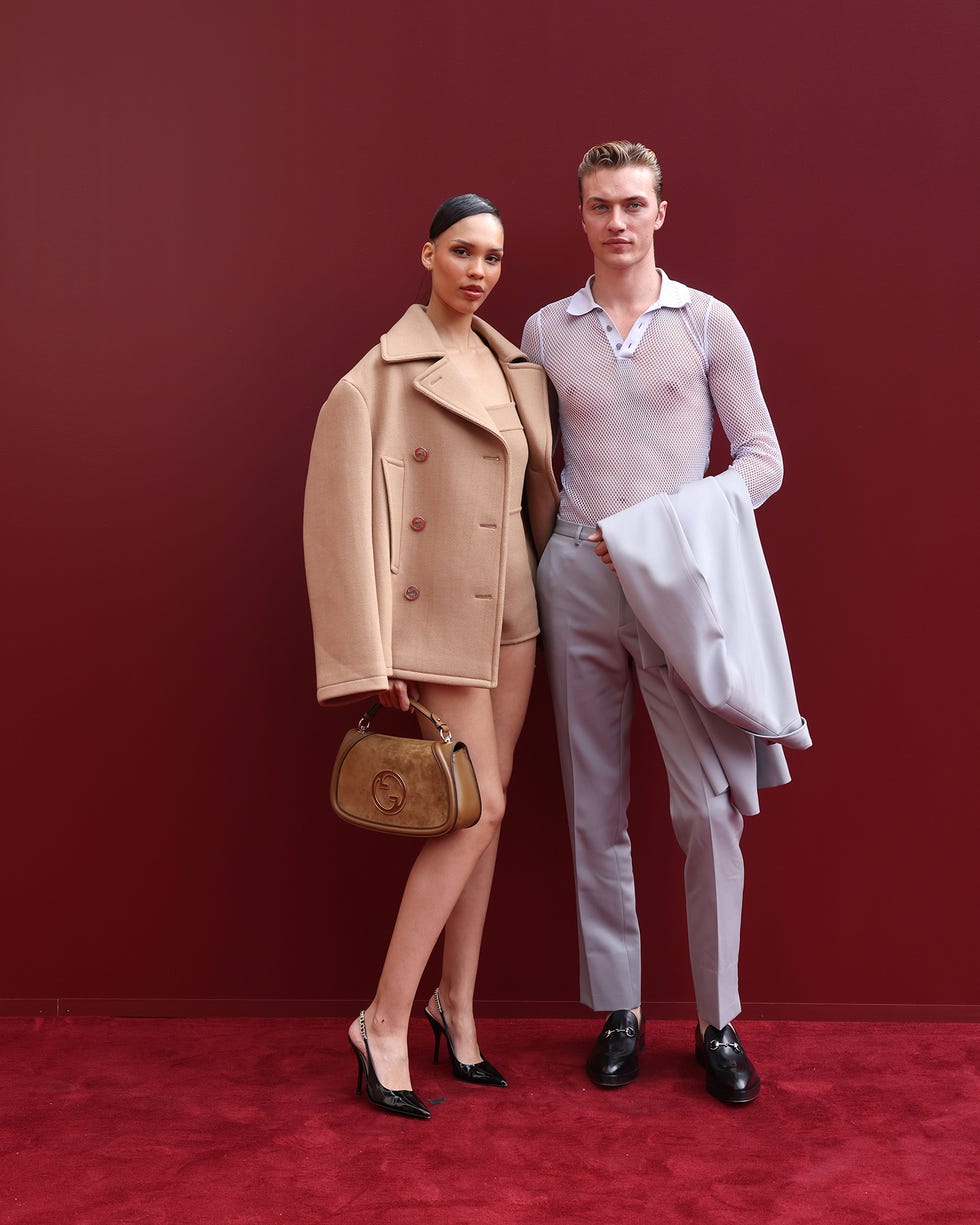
[{"xmin": 476, "ymin": 790, "xmax": 506, "ymax": 835}]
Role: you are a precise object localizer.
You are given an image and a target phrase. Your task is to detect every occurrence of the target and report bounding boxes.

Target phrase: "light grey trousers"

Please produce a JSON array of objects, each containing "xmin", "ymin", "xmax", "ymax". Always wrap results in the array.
[{"xmin": 537, "ymin": 526, "xmax": 745, "ymax": 1029}]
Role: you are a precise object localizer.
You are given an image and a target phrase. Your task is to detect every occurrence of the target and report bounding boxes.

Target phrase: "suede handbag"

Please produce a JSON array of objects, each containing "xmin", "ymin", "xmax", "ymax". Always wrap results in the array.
[{"xmin": 330, "ymin": 699, "xmax": 482, "ymax": 837}]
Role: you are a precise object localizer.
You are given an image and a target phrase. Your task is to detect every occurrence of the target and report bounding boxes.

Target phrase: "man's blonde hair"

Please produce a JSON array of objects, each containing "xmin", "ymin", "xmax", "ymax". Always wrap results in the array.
[{"xmin": 578, "ymin": 140, "xmax": 663, "ymax": 203}]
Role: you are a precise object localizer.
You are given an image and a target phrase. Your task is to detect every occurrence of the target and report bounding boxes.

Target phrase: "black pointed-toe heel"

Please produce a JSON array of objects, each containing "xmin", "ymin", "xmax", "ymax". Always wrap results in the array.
[
  {"xmin": 348, "ymin": 1011, "xmax": 431, "ymax": 1119},
  {"xmin": 424, "ymin": 988, "xmax": 508, "ymax": 1087}
]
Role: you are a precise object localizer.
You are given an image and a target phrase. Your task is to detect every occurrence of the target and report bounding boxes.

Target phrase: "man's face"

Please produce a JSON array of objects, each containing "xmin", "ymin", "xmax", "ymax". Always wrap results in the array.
[{"xmin": 579, "ymin": 165, "xmax": 666, "ymax": 270}]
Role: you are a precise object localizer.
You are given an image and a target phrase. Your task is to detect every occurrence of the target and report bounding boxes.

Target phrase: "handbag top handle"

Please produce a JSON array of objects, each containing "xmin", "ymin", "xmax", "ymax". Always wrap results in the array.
[{"xmin": 356, "ymin": 698, "xmax": 453, "ymax": 744}]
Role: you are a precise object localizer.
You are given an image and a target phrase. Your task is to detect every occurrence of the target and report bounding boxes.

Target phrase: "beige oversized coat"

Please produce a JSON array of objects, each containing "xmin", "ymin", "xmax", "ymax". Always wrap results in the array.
[{"xmin": 304, "ymin": 305, "xmax": 560, "ymax": 704}]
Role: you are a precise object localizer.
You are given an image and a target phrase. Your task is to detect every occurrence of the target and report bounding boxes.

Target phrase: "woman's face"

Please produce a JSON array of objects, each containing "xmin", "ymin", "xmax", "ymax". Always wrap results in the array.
[{"xmin": 422, "ymin": 213, "xmax": 504, "ymax": 320}]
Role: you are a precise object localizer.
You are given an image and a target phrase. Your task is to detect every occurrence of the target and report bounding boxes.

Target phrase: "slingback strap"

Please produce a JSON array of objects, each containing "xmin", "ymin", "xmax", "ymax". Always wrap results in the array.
[{"xmin": 356, "ymin": 698, "xmax": 453, "ymax": 744}]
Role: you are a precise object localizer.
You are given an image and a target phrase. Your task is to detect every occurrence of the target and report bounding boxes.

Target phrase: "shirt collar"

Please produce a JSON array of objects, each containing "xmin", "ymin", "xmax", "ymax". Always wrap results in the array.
[{"xmin": 566, "ymin": 269, "xmax": 691, "ymax": 317}]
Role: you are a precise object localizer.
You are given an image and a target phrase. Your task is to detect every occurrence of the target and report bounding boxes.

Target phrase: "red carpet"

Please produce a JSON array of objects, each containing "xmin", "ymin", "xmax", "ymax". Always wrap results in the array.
[{"xmin": 2, "ymin": 1017, "xmax": 976, "ymax": 1223}]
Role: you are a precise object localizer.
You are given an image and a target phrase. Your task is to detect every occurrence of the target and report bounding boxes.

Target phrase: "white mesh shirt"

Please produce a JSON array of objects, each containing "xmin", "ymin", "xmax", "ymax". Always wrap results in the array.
[{"xmin": 521, "ymin": 273, "xmax": 782, "ymax": 523}]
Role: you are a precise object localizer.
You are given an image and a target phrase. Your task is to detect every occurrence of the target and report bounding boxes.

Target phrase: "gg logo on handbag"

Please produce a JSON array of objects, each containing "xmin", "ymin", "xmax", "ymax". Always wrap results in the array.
[
  {"xmin": 371, "ymin": 770, "xmax": 408, "ymax": 814},
  {"xmin": 330, "ymin": 700, "xmax": 482, "ymax": 837}
]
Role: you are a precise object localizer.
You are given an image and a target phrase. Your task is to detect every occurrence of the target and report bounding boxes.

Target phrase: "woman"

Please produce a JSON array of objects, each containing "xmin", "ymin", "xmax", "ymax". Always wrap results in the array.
[{"xmin": 303, "ymin": 194, "xmax": 559, "ymax": 1118}]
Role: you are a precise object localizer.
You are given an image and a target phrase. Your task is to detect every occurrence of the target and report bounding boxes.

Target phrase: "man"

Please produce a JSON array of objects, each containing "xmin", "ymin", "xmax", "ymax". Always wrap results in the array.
[{"xmin": 523, "ymin": 141, "xmax": 788, "ymax": 1103}]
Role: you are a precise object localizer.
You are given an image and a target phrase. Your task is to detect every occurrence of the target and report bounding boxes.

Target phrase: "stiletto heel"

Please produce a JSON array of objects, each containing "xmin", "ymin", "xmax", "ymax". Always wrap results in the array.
[
  {"xmin": 348, "ymin": 1011, "xmax": 431, "ymax": 1120},
  {"xmin": 429, "ymin": 1015, "xmax": 443, "ymax": 1065},
  {"xmin": 424, "ymin": 988, "xmax": 508, "ymax": 1087}
]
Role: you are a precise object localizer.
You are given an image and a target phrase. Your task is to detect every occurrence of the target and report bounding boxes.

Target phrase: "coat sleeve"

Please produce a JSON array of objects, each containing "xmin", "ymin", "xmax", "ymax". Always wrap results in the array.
[{"xmin": 303, "ymin": 378, "xmax": 389, "ymax": 704}]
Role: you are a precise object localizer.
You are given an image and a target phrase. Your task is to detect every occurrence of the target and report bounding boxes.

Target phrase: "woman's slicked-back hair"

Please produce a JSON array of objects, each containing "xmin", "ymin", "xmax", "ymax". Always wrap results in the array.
[{"xmin": 428, "ymin": 193, "xmax": 501, "ymax": 241}]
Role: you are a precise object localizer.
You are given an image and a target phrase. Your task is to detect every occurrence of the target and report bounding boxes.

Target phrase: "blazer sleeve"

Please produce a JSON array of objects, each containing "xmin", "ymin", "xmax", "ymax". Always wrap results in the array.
[{"xmin": 303, "ymin": 378, "xmax": 389, "ymax": 704}]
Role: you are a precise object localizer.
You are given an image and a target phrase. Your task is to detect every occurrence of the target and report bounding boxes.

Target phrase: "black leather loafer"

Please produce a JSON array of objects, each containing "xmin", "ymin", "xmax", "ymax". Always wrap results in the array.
[
  {"xmin": 586, "ymin": 1009, "xmax": 646, "ymax": 1087},
  {"xmin": 695, "ymin": 1023, "xmax": 760, "ymax": 1104}
]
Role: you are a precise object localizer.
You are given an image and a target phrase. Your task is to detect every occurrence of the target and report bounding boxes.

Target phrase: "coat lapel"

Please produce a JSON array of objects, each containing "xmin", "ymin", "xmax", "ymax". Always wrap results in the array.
[
  {"xmin": 380, "ymin": 305, "xmax": 555, "ymax": 477},
  {"xmin": 413, "ymin": 358, "xmax": 496, "ymax": 431},
  {"xmin": 504, "ymin": 361, "xmax": 551, "ymax": 469},
  {"xmin": 382, "ymin": 305, "xmax": 499, "ymax": 433}
]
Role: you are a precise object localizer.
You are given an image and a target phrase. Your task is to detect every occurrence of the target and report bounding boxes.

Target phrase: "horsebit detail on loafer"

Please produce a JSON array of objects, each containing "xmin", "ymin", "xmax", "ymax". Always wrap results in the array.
[
  {"xmin": 603, "ymin": 1025, "xmax": 636, "ymax": 1039},
  {"xmin": 708, "ymin": 1038, "xmax": 742, "ymax": 1052}
]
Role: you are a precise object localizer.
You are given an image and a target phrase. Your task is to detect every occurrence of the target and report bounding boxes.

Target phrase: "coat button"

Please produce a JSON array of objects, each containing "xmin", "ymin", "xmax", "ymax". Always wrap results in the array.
[
  {"xmin": 413, "ymin": 446, "xmax": 429, "ymax": 462},
  {"xmin": 404, "ymin": 585, "xmax": 421, "ymax": 601},
  {"xmin": 410, "ymin": 516, "xmax": 426, "ymax": 532}
]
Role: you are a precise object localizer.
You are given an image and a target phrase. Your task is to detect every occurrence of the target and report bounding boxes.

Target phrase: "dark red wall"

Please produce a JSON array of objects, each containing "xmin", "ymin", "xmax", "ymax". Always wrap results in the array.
[{"xmin": 2, "ymin": 1, "xmax": 977, "ymax": 1019}]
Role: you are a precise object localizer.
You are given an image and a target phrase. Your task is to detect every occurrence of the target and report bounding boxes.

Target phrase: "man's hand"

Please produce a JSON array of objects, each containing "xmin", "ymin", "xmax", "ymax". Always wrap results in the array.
[{"xmin": 588, "ymin": 529, "xmax": 617, "ymax": 574}]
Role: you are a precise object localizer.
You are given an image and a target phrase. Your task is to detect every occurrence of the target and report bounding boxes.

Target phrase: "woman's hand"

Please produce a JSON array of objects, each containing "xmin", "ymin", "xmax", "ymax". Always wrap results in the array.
[{"xmin": 377, "ymin": 679, "xmax": 419, "ymax": 712}]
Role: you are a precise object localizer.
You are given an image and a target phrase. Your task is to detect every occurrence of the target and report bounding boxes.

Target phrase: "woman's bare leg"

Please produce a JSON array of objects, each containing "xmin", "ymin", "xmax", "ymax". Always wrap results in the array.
[
  {"xmin": 428, "ymin": 639, "xmax": 537, "ymax": 1063},
  {"xmin": 349, "ymin": 641, "xmax": 535, "ymax": 1090}
]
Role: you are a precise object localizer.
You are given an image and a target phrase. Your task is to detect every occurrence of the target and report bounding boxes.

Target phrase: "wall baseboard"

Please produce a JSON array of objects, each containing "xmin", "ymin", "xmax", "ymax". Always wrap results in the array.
[{"xmin": 2, "ymin": 998, "xmax": 978, "ymax": 1021}]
